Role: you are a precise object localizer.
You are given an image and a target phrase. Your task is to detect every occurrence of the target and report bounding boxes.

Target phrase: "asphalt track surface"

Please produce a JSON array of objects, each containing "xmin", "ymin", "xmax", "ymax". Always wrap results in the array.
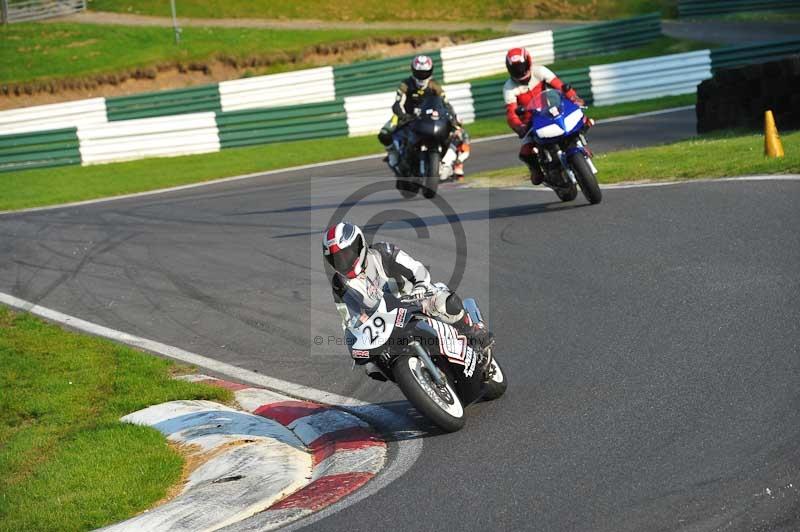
[{"xmin": 2, "ymin": 108, "xmax": 799, "ymax": 531}]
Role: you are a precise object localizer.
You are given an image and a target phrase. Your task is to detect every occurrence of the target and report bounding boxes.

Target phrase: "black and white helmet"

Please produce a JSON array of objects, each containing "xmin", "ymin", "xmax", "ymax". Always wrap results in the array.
[
  {"xmin": 411, "ymin": 55, "xmax": 434, "ymax": 89},
  {"xmin": 322, "ymin": 222, "xmax": 367, "ymax": 278}
]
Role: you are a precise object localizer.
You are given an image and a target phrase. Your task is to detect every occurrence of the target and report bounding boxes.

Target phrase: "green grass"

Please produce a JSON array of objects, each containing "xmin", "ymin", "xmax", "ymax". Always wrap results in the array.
[
  {"xmin": 89, "ymin": 0, "xmax": 676, "ymax": 20},
  {"xmin": 0, "ymin": 307, "xmax": 233, "ymax": 531},
  {"xmin": 0, "ymin": 95, "xmax": 698, "ymax": 212},
  {"xmin": 0, "ymin": 23, "xmax": 495, "ymax": 85},
  {"xmin": 717, "ymin": 9, "xmax": 800, "ymax": 22},
  {"xmin": 467, "ymin": 130, "xmax": 800, "ymax": 188}
]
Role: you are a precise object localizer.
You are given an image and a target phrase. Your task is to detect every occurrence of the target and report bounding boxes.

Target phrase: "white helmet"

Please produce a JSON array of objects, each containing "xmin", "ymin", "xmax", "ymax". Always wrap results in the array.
[
  {"xmin": 411, "ymin": 55, "xmax": 434, "ymax": 89},
  {"xmin": 322, "ymin": 222, "xmax": 367, "ymax": 278}
]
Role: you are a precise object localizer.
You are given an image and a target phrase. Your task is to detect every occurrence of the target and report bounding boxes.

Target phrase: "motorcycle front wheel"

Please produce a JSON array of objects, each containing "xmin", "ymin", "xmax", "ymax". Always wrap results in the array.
[
  {"xmin": 423, "ymin": 151, "xmax": 440, "ymax": 199},
  {"xmin": 570, "ymin": 153, "xmax": 602, "ymax": 204},
  {"xmin": 555, "ymin": 183, "xmax": 578, "ymax": 202},
  {"xmin": 394, "ymin": 355, "xmax": 465, "ymax": 432},
  {"xmin": 396, "ymin": 178, "xmax": 418, "ymax": 199}
]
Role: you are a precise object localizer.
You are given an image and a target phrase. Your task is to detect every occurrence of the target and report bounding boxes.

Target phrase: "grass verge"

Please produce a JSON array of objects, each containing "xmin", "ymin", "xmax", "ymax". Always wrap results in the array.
[
  {"xmin": 1, "ymin": 23, "xmax": 498, "ymax": 86},
  {"xmin": 88, "ymin": 0, "xmax": 677, "ymax": 21},
  {"xmin": 0, "ymin": 307, "xmax": 233, "ymax": 531},
  {"xmin": 467, "ymin": 130, "xmax": 800, "ymax": 188},
  {"xmin": 0, "ymin": 96, "xmax": 697, "ymax": 212},
  {"xmin": 89, "ymin": 0, "xmax": 675, "ymax": 21}
]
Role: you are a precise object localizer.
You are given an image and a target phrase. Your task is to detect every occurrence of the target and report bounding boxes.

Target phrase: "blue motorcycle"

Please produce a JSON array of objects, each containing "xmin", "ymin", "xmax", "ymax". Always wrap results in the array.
[{"xmin": 523, "ymin": 89, "xmax": 601, "ymax": 204}]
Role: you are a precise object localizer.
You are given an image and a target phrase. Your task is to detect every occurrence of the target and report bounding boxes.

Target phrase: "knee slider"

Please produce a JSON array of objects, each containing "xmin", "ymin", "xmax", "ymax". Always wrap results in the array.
[{"xmin": 378, "ymin": 130, "xmax": 393, "ymax": 146}]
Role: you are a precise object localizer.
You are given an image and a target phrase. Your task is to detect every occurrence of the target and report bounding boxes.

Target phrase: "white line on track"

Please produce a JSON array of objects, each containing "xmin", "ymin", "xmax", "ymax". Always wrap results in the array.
[
  {"xmin": 0, "ymin": 106, "xmax": 695, "ymax": 217},
  {"xmin": 0, "ymin": 291, "xmax": 423, "ymax": 528}
]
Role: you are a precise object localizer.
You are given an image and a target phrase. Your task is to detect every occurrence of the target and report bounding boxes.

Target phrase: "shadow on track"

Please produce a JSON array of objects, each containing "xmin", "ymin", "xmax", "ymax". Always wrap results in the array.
[
  {"xmin": 225, "ymin": 197, "xmax": 404, "ymax": 217},
  {"xmin": 273, "ymin": 200, "xmax": 588, "ymax": 239}
]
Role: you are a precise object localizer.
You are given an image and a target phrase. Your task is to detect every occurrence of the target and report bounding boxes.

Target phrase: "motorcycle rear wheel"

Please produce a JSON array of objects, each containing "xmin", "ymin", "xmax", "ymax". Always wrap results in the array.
[
  {"xmin": 570, "ymin": 153, "xmax": 602, "ymax": 204},
  {"xmin": 423, "ymin": 151, "xmax": 440, "ymax": 199},
  {"xmin": 395, "ymin": 355, "xmax": 465, "ymax": 432}
]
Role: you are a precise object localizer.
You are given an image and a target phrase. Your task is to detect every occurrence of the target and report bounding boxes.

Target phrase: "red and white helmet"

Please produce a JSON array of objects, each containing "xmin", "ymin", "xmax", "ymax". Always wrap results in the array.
[
  {"xmin": 505, "ymin": 47, "xmax": 532, "ymax": 83},
  {"xmin": 322, "ymin": 222, "xmax": 367, "ymax": 279},
  {"xmin": 411, "ymin": 54, "xmax": 434, "ymax": 88}
]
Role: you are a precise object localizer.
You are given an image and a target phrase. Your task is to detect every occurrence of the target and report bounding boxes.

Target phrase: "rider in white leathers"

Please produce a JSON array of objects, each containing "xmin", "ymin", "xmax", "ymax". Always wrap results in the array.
[{"xmin": 322, "ymin": 222, "xmax": 493, "ymax": 379}]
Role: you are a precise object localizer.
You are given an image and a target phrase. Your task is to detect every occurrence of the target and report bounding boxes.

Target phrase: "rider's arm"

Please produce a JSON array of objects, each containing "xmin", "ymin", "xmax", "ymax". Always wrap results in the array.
[
  {"xmin": 391, "ymin": 80, "xmax": 411, "ymax": 121},
  {"xmin": 532, "ymin": 65, "xmax": 578, "ymax": 101},
  {"xmin": 503, "ymin": 79, "xmax": 527, "ymax": 136},
  {"xmin": 372, "ymin": 242, "xmax": 431, "ymax": 291},
  {"xmin": 430, "ymin": 80, "xmax": 461, "ymax": 126}
]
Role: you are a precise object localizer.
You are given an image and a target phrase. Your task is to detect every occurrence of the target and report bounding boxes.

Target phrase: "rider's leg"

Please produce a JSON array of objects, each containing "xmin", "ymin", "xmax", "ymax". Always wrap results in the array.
[
  {"xmin": 453, "ymin": 141, "xmax": 470, "ymax": 179},
  {"xmin": 379, "ymin": 118, "xmax": 402, "ymax": 175},
  {"xmin": 428, "ymin": 289, "xmax": 494, "ymax": 351},
  {"xmin": 519, "ymin": 143, "xmax": 543, "ymax": 185}
]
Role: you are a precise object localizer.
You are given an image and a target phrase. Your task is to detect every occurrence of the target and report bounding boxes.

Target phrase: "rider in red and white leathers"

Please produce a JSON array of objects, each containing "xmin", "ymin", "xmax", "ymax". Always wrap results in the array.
[
  {"xmin": 322, "ymin": 222, "xmax": 492, "ymax": 379},
  {"xmin": 503, "ymin": 47, "xmax": 585, "ymax": 185}
]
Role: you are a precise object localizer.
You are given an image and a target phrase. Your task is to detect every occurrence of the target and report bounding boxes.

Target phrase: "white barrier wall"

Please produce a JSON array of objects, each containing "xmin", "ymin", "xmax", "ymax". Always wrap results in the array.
[
  {"xmin": 344, "ymin": 83, "xmax": 474, "ymax": 137},
  {"xmin": 589, "ymin": 50, "xmax": 712, "ymax": 106},
  {"xmin": 343, "ymin": 92, "xmax": 395, "ymax": 137},
  {"xmin": 219, "ymin": 67, "xmax": 336, "ymax": 112},
  {"xmin": 441, "ymin": 32, "xmax": 555, "ymax": 83},
  {"xmin": 0, "ymin": 98, "xmax": 107, "ymax": 135},
  {"xmin": 77, "ymin": 112, "xmax": 220, "ymax": 165}
]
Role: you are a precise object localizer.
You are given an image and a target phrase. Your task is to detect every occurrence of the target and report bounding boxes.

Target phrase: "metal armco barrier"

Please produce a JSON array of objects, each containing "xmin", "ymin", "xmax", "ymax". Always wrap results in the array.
[
  {"xmin": 333, "ymin": 52, "xmax": 444, "ymax": 98},
  {"xmin": 589, "ymin": 50, "xmax": 711, "ymax": 106},
  {"xmin": 0, "ymin": 128, "xmax": 81, "ymax": 172},
  {"xmin": 712, "ymin": 39, "xmax": 800, "ymax": 71},
  {"xmin": 2, "ymin": 22, "xmax": 798, "ymax": 171},
  {"xmin": 0, "ymin": 98, "xmax": 106, "ymax": 135},
  {"xmin": 106, "ymin": 85, "xmax": 221, "ymax": 121},
  {"xmin": 215, "ymin": 101, "xmax": 348, "ymax": 149},
  {"xmin": 219, "ymin": 67, "xmax": 336, "ymax": 112},
  {"xmin": 678, "ymin": 0, "xmax": 799, "ymax": 17},
  {"xmin": 77, "ymin": 113, "xmax": 220, "ymax": 165},
  {"xmin": 2, "ymin": 0, "xmax": 84, "ymax": 23},
  {"xmin": 553, "ymin": 14, "xmax": 661, "ymax": 58}
]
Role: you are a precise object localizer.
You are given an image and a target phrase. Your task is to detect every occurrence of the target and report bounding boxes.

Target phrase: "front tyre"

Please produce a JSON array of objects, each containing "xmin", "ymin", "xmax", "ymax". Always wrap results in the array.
[
  {"xmin": 394, "ymin": 355, "xmax": 465, "ymax": 432},
  {"xmin": 570, "ymin": 152, "xmax": 602, "ymax": 204},
  {"xmin": 423, "ymin": 151, "xmax": 441, "ymax": 199},
  {"xmin": 556, "ymin": 183, "xmax": 578, "ymax": 202},
  {"xmin": 483, "ymin": 351, "xmax": 507, "ymax": 400}
]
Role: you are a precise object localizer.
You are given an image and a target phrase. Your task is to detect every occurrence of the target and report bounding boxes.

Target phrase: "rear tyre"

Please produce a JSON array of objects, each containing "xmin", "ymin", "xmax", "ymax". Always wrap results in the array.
[
  {"xmin": 483, "ymin": 351, "xmax": 507, "ymax": 400},
  {"xmin": 423, "ymin": 151, "xmax": 441, "ymax": 199},
  {"xmin": 394, "ymin": 355, "xmax": 465, "ymax": 432},
  {"xmin": 570, "ymin": 153, "xmax": 602, "ymax": 204},
  {"xmin": 556, "ymin": 183, "xmax": 578, "ymax": 202}
]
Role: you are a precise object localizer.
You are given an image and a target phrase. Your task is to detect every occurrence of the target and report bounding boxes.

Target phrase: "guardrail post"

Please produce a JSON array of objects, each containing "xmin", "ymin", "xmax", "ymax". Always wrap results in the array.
[
  {"xmin": 1, "ymin": 0, "xmax": 9, "ymax": 25},
  {"xmin": 170, "ymin": 0, "xmax": 181, "ymax": 44}
]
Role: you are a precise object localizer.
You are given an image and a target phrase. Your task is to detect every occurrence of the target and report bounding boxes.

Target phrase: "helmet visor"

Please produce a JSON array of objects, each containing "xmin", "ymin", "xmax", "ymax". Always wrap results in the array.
[
  {"xmin": 326, "ymin": 238, "xmax": 363, "ymax": 274},
  {"xmin": 508, "ymin": 61, "xmax": 529, "ymax": 81},
  {"xmin": 412, "ymin": 68, "xmax": 432, "ymax": 81}
]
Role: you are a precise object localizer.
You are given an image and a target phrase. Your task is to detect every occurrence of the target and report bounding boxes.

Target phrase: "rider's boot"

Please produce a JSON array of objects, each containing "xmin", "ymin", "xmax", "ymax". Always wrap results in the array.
[
  {"xmin": 386, "ymin": 146, "xmax": 401, "ymax": 176},
  {"xmin": 453, "ymin": 162, "xmax": 465, "ymax": 180}
]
